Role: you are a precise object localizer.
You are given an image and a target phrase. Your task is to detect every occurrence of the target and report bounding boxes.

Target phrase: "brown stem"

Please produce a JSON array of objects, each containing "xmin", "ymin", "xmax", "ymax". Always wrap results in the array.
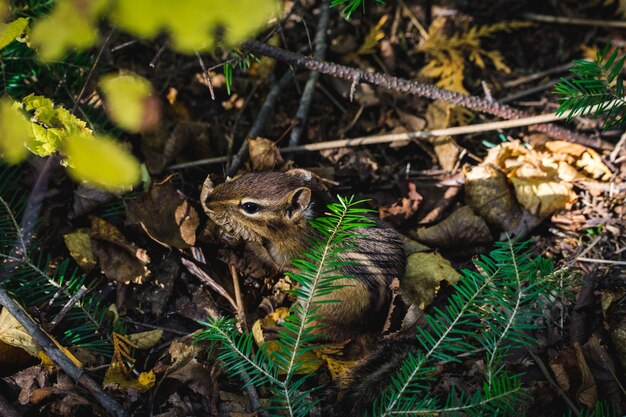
[{"xmin": 241, "ymin": 40, "xmax": 601, "ymax": 148}]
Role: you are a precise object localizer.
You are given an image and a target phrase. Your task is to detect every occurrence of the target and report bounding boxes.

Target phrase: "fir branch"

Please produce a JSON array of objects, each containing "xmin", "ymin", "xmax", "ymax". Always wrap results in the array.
[{"xmin": 554, "ymin": 44, "xmax": 626, "ymax": 129}]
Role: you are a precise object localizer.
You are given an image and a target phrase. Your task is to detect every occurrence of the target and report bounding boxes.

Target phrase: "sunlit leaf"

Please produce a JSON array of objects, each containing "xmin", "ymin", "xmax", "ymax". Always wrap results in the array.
[
  {"xmin": 22, "ymin": 93, "xmax": 92, "ymax": 156},
  {"xmin": 0, "ymin": 17, "xmax": 28, "ymax": 50},
  {"xmin": 30, "ymin": 0, "xmax": 108, "ymax": 60},
  {"xmin": 64, "ymin": 134, "xmax": 141, "ymax": 192},
  {"xmin": 0, "ymin": 98, "xmax": 31, "ymax": 164},
  {"xmin": 99, "ymin": 73, "xmax": 154, "ymax": 132},
  {"xmin": 111, "ymin": 0, "xmax": 278, "ymax": 53}
]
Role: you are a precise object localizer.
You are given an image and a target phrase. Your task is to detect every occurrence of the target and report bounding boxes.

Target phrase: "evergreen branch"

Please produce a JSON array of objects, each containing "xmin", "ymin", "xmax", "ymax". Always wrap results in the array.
[
  {"xmin": 377, "ymin": 269, "xmax": 495, "ymax": 417},
  {"xmin": 554, "ymin": 44, "xmax": 626, "ymax": 129},
  {"xmin": 198, "ymin": 317, "xmax": 282, "ymax": 387}
]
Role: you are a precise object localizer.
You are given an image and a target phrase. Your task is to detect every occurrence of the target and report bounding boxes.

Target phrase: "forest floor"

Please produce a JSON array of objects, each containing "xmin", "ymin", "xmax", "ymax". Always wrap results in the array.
[{"xmin": 0, "ymin": 1, "xmax": 625, "ymax": 417}]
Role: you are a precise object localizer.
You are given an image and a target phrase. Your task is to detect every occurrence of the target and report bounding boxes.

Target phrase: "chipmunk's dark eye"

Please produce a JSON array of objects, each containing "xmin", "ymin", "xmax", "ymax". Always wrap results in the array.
[{"xmin": 241, "ymin": 202, "xmax": 260, "ymax": 214}]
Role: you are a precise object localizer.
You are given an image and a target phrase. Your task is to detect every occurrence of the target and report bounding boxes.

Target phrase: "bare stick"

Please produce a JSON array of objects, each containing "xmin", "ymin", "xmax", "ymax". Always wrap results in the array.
[
  {"xmin": 528, "ymin": 350, "xmax": 579, "ymax": 415},
  {"xmin": 48, "ymin": 285, "xmax": 88, "ymax": 332},
  {"xmin": 0, "ymin": 290, "xmax": 127, "ymax": 417},
  {"xmin": 288, "ymin": 0, "xmax": 330, "ymax": 147},
  {"xmin": 195, "ymin": 51, "xmax": 216, "ymax": 100},
  {"xmin": 503, "ymin": 62, "xmax": 573, "ymax": 89},
  {"xmin": 524, "ymin": 13, "xmax": 626, "ymax": 28},
  {"xmin": 168, "ymin": 112, "xmax": 571, "ymax": 169},
  {"xmin": 240, "ymin": 40, "xmax": 598, "ymax": 147},
  {"xmin": 229, "ymin": 263, "xmax": 246, "ymax": 328},
  {"xmin": 227, "ymin": 70, "xmax": 295, "ymax": 176}
]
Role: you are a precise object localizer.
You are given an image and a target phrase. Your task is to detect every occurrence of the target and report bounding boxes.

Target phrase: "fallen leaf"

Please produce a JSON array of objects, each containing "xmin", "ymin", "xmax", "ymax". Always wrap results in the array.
[
  {"xmin": 127, "ymin": 330, "xmax": 163, "ymax": 350},
  {"xmin": 90, "ymin": 216, "xmax": 150, "ymax": 284},
  {"xmin": 379, "ymin": 182, "xmax": 422, "ymax": 225},
  {"xmin": 63, "ymin": 229, "xmax": 97, "ymax": 271},
  {"xmin": 126, "ymin": 177, "xmax": 199, "ymax": 248},
  {"xmin": 412, "ymin": 206, "xmax": 492, "ymax": 248},
  {"xmin": 0, "ymin": 17, "xmax": 29, "ymax": 50},
  {"xmin": 248, "ymin": 137, "xmax": 284, "ymax": 171},
  {"xmin": 104, "ymin": 362, "xmax": 156, "ymax": 393},
  {"xmin": 600, "ymin": 290, "xmax": 626, "ymax": 369},
  {"xmin": 401, "ymin": 252, "xmax": 460, "ymax": 309},
  {"xmin": 465, "ymin": 165, "xmax": 522, "ymax": 232}
]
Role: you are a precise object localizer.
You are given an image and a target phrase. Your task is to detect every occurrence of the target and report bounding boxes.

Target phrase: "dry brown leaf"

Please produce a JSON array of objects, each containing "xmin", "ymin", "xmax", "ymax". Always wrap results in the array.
[
  {"xmin": 401, "ymin": 252, "xmax": 460, "ymax": 309},
  {"xmin": 600, "ymin": 290, "xmax": 626, "ymax": 368},
  {"xmin": 63, "ymin": 229, "xmax": 97, "ymax": 271},
  {"xmin": 90, "ymin": 216, "xmax": 150, "ymax": 284},
  {"xmin": 482, "ymin": 140, "xmax": 579, "ymax": 218},
  {"xmin": 379, "ymin": 182, "xmax": 422, "ymax": 225},
  {"xmin": 126, "ymin": 176, "xmax": 199, "ymax": 248},
  {"xmin": 8, "ymin": 365, "xmax": 52, "ymax": 405},
  {"xmin": 424, "ymin": 100, "xmax": 461, "ymax": 171},
  {"xmin": 127, "ymin": 330, "xmax": 163, "ymax": 350},
  {"xmin": 544, "ymin": 140, "xmax": 611, "ymax": 180},
  {"xmin": 248, "ymin": 137, "xmax": 284, "ymax": 171},
  {"xmin": 465, "ymin": 165, "xmax": 522, "ymax": 232},
  {"xmin": 412, "ymin": 206, "xmax": 492, "ymax": 248}
]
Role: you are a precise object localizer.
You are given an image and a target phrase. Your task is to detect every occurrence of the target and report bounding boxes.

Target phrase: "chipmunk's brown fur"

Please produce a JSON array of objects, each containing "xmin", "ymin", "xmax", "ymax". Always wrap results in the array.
[{"xmin": 201, "ymin": 169, "xmax": 405, "ymax": 342}]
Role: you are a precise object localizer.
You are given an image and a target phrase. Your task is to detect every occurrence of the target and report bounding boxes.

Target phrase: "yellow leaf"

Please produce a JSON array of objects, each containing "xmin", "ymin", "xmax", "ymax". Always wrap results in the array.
[
  {"xmin": 0, "ymin": 17, "xmax": 29, "ymax": 50},
  {"xmin": 0, "ymin": 98, "xmax": 31, "ymax": 164},
  {"xmin": 0, "ymin": 307, "xmax": 40, "ymax": 357},
  {"xmin": 103, "ymin": 362, "xmax": 156, "ymax": 393},
  {"xmin": 127, "ymin": 329, "xmax": 163, "ymax": 350},
  {"xmin": 30, "ymin": 0, "xmax": 108, "ymax": 61},
  {"xmin": 0, "ymin": 308, "xmax": 82, "ymax": 368},
  {"xmin": 99, "ymin": 73, "xmax": 154, "ymax": 132},
  {"xmin": 63, "ymin": 134, "xmax": 141, "ymax": 192},
  {"xmin": 63, "ymin": 229, "xmax": 97, "ymax": 271},
  {"xmin": 111, "ymin": 0, "xmax": 278, "ymax": 53},
  {"xmin": 402, "ymin": 252, "xmax": 460, "ymax": 309}
]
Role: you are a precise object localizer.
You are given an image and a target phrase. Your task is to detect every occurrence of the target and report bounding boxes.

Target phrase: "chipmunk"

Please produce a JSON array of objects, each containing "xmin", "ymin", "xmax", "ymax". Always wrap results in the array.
[{"xmin": 200, "ymin": 168, "xmax": 406, "ymax": 342}]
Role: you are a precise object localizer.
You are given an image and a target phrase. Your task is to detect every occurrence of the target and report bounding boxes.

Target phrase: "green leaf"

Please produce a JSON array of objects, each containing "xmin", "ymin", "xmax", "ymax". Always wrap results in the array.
[
  {"xmin": 63, "ymin": 134, "xmax": 141, "ymax": 192},
  {"xmin": 0, "ymin": 18, "xmax": 29, "ymax": 50},
  {"xmin": 110, "ymin": 0, "xmax": 278, "ymax": 53},
  {"xmin": 30, "ymin": 0, "xmax": 108, "ymax": 61},
  {"xmin": 0, "ymin": 98, "xmax": 31, "ymax": 164},
  {"xmin": 99, "ymin": 73, "xmax": 153, "ymax": 132}
]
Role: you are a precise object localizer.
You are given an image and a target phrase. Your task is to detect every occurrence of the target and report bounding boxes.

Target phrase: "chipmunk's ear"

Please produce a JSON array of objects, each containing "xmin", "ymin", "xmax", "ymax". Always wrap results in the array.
[
  {"xmin": 200, "ymin": 176, "xmax": 215, "ymax": 213},
  {"xmin": 285, "ymin": 168, "xmax": 313, "ymax": 182},
  {"xmin": 286, "ymin": 187, "xmax": 312, "ymax": 220}
]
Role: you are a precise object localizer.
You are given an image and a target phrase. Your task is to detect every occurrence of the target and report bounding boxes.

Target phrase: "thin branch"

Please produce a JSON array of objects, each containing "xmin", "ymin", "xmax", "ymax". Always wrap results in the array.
[
  {"xmin": 240, "ymin": 40, "xmax": 599, "ymax": 147},
  {"xmin": 229, "ymin": 263, "xmax": 246, "ymax": 328},
  {"xmin": 0, "ymin": 290, "xmax": 127, "ymax": 417},
  {"xmin": 528, "ymin": 350, "xmax": 579, "ymax": 415},
  {"xmin": 168, "ymin": 111, "xmax": 569, "ymax": 169},
  {"xmin": 524, "ymin": 13, "xmax": 626, "ymax": 28},
  {"xmin": 48, "ymin": 285, "xmax": 88, "ymax": 332},
  {"xmin": 288, "ymin": 0, "xmax": 331, "ymax": 147}
]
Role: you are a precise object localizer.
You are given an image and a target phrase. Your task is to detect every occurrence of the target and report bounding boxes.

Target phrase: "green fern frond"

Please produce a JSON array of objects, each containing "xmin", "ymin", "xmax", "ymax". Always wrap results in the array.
[
  {"xmin": 554, "ymin": 44, "xmax": 626, "ymax": 129},
  {"xmin": 197, "ymin": 195, "xmax": 375, "ymax": 417},
  {"xmin": 373, "ymin": 240, "xmax": 557, "ymax": 417}
]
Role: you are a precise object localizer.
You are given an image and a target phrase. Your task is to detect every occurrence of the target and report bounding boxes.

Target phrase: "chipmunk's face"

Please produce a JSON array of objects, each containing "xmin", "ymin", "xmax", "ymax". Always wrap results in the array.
[{"xmin": 201, "ymin": 170, "xmax": 315, "ymax": 246}]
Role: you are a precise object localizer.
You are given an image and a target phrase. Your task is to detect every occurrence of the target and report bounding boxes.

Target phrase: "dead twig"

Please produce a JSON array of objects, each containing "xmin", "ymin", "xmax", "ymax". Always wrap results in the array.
[
  {"xmin": 229, "ymin": 263, "xmax": 247, "ymax": 328},
  {"xmin": 288, "ymin": 0, "xmax": 331, "ymax": 147},
  {"xmin": 48, "ymin": 285, "xmax": 88, "ymax": 332},
  {"xmin": 524, "ymin": 13, "xmax": 626, "ymax": 29},
  {"xmin": 240, "ymin": 40, "xmax": 599, "ymax": 147},
  {"xmin": 528, "ymin": 350, "xmax": 580, "ymax": 415},
  {"xmin": 168, "ymin": 112, "xmax": 571, "ymax": 169}
]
